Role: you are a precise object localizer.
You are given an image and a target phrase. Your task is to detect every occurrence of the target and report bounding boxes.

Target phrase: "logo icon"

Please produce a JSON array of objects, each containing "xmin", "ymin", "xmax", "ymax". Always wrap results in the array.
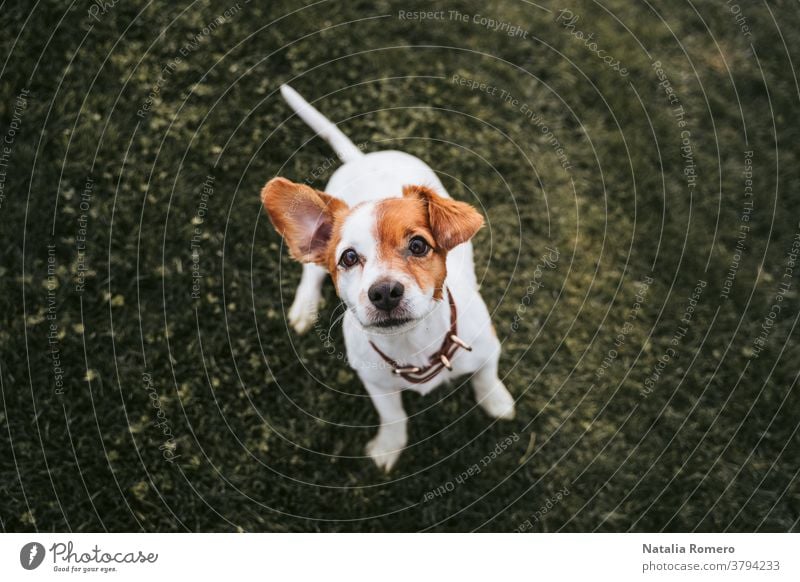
[{"xmin": 20, "ymin": 542, "xmax": 45, "ymax": 570}]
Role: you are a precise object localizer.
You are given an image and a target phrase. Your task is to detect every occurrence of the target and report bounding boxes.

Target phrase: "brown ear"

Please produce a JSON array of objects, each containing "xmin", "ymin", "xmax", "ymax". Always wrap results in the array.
[
  {"xmin": 403, "ymin": 185, "xmax": 483, "ymax": 251},
  {"xmin": 260, "ymin": 177, "xmax": 347, "ymax": 264}
]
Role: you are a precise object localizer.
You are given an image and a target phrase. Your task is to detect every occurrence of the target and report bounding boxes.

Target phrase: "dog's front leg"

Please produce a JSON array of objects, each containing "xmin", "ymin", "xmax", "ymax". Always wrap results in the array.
[
  {"xmin": 287, "ymin": 263, "xmax": 327, "ymax": 334},
  {"xmin": 472, "ymin": 344, "xmax": 516, "ymax": 420},
  {"xmin": 363, "ymin": 384, "xmax": 408, "ymax": 473}
]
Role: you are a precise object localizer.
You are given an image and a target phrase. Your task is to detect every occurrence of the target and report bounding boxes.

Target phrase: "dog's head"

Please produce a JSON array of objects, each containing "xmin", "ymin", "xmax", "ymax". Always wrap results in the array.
[{"xmin": 261, "ymin": 178, "xmax": 483, "ymax": 331}]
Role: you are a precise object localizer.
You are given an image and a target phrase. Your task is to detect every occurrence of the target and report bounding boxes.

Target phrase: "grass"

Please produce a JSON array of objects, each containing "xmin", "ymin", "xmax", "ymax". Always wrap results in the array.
[{"xmin": 1, "ymin": 0, "xmax": 798, "ymax": 532}]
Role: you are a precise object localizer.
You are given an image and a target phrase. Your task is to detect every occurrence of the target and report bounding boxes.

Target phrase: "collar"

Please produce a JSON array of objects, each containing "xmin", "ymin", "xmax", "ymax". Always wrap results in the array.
[{"xmin": 369, "ymin": 288, "xmax": 472, "ymax": 384}]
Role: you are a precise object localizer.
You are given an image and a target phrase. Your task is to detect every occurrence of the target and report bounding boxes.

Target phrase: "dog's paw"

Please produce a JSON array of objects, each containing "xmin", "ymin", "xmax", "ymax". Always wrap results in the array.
[
  {"xmin": 287, "ymin": 296, "xmax": 318, "ymax": 335},
  {"xmin": 478, "ymin": 381, "xmax": 516, "ymax": 420},
  {"xmin": 366, "ymin": 432, "xmax": 406, "ymax": 473}
]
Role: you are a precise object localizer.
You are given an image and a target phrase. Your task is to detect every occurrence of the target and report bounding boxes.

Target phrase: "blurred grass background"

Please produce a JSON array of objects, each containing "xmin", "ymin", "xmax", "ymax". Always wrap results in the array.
[{"xmin": 0, "ymin": 0, "xmax": 798, "ymax": 531}]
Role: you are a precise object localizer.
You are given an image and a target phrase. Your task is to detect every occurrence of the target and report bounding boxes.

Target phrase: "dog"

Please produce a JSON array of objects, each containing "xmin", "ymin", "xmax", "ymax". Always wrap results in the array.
[{"xmin": 261, "ymin": 85, "xmax": 515, "ymax": 472}]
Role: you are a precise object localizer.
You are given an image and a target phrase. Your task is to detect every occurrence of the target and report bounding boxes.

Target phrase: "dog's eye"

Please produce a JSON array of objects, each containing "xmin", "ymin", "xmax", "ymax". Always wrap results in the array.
[
  {"xmin": 408, "ymin": 236, "xmax": 430, "ymax": 256},
  {"xmin": 339, "ymin": 248, "xmax": 359, "ymax": 268}
]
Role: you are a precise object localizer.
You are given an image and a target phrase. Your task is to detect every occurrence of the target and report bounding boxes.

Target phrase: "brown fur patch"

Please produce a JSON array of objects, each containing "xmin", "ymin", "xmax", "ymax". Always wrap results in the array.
[
  {"xmin": 402, "ymin": 185, "xmax": 484, "ymax": 251},
  {"xmin": 261, "ymin": 177, "xmax": 348, "ymax": 265},
  {"xmin": 324, "ymin": 214, "xmax": 346, "ymax": 288},
  {"xmin": 374, "ymin": 197, "xmax": 447, "ymax": 299}
]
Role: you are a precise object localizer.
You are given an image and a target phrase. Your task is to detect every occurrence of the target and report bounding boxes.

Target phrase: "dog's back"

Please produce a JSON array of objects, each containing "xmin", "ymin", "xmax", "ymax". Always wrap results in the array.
[{"xmin": 326, "ymin": 150, "xmax": 446, "ymax": 204}]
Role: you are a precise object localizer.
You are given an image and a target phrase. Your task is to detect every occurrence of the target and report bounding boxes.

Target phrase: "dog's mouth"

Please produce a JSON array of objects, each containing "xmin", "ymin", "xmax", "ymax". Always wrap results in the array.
[
  {"xmin": 362, "ymin": 308, "xmax": 417, "ymax": 331},
  {"xmin": 370, "ymin": 316, "xmax": 414, "ymax": 329},
  {"xmin": 357, "ymin": 300, "xmax": 421, "ymax": 331}
]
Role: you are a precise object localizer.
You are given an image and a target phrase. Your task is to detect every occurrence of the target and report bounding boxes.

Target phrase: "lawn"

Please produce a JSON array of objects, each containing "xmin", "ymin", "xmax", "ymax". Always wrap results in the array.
[{"xmin": 1, "ymin": 0, "xmax": 798, "ymax": 532}]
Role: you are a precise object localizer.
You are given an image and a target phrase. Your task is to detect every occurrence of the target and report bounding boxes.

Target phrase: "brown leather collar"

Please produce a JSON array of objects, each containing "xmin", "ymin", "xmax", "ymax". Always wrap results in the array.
[{"xmin": 369, "ymin": 289, "xmax": 472, "ymax": 384}]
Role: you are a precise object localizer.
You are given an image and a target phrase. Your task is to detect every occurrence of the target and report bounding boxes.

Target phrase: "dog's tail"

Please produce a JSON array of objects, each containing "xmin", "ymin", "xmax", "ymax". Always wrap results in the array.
[{"xmin": 280, "ymin": 84, "xmax": 364, "ymax": 164}]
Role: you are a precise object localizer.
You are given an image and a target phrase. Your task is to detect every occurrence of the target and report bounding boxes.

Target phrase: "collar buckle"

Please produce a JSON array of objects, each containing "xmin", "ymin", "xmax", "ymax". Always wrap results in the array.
[{"xmin": 369, "ymin": 288, "xmax": 469, "ymax": 385}]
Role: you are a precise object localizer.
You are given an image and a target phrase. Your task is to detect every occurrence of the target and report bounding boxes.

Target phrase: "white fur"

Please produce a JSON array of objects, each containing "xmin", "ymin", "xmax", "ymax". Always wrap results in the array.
[{"xmin": 279, "ymin": 85, "xmax": 515, "ymax": 472}]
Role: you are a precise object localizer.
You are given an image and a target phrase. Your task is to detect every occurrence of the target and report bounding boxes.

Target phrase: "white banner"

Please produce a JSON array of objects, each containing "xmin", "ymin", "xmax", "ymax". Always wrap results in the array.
[{"xmin": 0, "ymin": 533, "xmax": 797, "ymax": 581}]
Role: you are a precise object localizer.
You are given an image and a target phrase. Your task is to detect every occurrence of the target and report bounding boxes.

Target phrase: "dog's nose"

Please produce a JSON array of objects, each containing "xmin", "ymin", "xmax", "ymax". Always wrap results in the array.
[{"xmin": 368, "ymin": 280, "xmax": 405, "ymax": 311}]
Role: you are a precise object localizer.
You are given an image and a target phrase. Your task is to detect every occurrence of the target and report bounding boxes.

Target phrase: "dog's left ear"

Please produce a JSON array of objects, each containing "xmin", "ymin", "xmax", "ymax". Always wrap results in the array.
[
  {"xmin": 403, "ymin": 185, "xmax": 483, "ymax": 251},
  {"xmin": 261, "ymin": 177, "xmax": 347, "ymax": 264}
]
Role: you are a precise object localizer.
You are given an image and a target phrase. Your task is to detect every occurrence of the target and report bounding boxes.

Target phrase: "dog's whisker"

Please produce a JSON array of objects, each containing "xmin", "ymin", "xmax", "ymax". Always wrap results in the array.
[{"xmin": 326, "ymin": 304, "xmax": 348, "ymax": 336}]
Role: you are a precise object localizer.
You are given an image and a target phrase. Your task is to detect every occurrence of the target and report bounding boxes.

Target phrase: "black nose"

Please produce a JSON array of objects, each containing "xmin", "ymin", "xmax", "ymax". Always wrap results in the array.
[{"xmin": 368, "ymin": 280, "xmax": 405, "ymax": 311}]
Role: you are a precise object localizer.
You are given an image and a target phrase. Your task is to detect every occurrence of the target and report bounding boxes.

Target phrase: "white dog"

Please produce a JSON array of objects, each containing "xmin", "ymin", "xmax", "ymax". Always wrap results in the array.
[{"xmin": 262, "ymin": 85, "xmax": 515, "ymax": 472}]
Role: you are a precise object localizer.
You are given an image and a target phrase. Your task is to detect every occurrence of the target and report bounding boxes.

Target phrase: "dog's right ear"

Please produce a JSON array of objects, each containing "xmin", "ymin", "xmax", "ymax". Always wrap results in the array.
[{"xmin": 260, "ymin": 177, "xmax": 347, "ymax": 264}]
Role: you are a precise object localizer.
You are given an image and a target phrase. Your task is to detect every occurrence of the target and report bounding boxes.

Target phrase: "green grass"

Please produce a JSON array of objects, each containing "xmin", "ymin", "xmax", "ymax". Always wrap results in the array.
[{"xmin": 1, "ymin": 0, "xmax": 798, "ymax": 532}]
